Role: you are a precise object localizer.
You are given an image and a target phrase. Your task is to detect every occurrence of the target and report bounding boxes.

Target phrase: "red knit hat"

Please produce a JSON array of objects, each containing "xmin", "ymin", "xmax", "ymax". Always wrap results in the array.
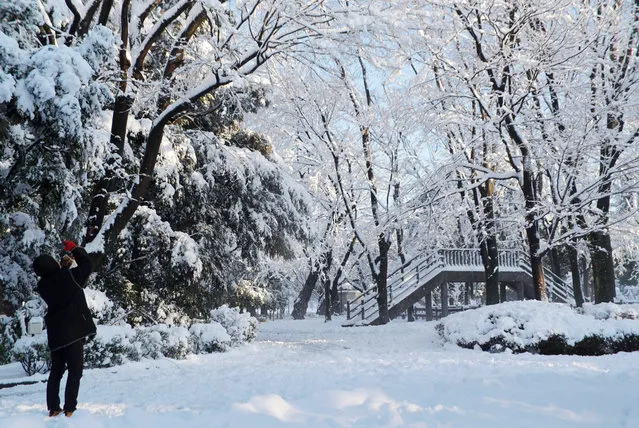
[{"xmin": 62, "ymin": 240, "xmax": 76, "ymax": 252}]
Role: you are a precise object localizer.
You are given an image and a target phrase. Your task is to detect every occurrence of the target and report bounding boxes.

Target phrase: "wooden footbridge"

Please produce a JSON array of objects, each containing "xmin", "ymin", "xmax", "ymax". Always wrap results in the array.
[{"xmin": 343, "ymin": 249, "xmax": 574, "ymax": 326}]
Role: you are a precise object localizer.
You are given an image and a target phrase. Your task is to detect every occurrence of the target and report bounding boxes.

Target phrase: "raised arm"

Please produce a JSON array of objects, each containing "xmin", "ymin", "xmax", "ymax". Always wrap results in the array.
[{"xmin": 70, "ymin": 246, "xmax": 94, "ymax": 287}]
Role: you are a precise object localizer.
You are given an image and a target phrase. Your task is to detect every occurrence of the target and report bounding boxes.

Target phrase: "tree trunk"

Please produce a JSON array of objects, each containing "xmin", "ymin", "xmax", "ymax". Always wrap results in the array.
[
  {"xmin": 330, "ymin": 236, "xmax": 356, "ymax": 315},
  {"xmin": 589, "ymin": 231, "xmax": 616, "ymax": 303},
  {"xmin": 482, "ymin": 235, "xmax": 500, "ymax": 305},
  {"xmin": 521, "ymin": 168, "xmax": 547, "ymax": 301},
  {"xmin": 321, "ymin": 251, "xmax": 334, "ymax": 321},
  {"xmin": 477, "ymin": 182, "xmax": 499, "ymax": 305},
  {"xmin": 527, "ymin": 230, "xmax": 546, "ymax": 301},
  {"xmin": 375, "ymin": 236, "xmax": 391, "ymax": 324},
  {"xmin": 425, "ymin": 291, "xmax": 433, "ymax": 321},
  {"xmin": 84, "ymin": 95, "xmax": 134, "ymax": 244},
  {"xmin": 407, "ymin": 306, "xmax": 415, "ymax": 322},
  {"xmin": 568, "ymin": 245, "xmax": 585, "ymax": 308},
  {"xmin": 105, "ymin": 123, "xmax": 168, "ymax": 245},
  {"xmin": 292, "ymin": 264, "xmax": 321, "ymax": 320},
  {"xmin": 440, "ymin": 283, "xmax": 449, "ymax": 318},
  {"xmin": 550, "ymin": 247, "xmax": 563, "ymax": 278},
  {"xmin": 323, "ymin": 277, "xmax": 332, "ymax": 321},
  {"xmin": 587, "ymin": 132, "xmax": 618, "ymax": 303},
  {"xmin": 464, "ymin": 283, "xmax": 472, "ymax": 305}
]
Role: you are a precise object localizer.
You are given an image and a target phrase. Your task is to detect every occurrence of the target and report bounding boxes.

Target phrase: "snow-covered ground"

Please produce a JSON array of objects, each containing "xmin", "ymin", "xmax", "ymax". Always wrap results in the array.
[{"xmin": 0, "ymin": 314, "xmax": 637, "ymax": 427}]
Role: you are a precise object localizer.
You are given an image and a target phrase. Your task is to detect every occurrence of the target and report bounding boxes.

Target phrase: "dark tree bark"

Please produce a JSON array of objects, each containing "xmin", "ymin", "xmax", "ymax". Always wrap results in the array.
[
  {"xmin": 549, "ymin": 247, "xmax": 562, "ymax": 278},
  {"xmin": 589, "ymin": 231, "xmax": 616, "ymax": 303},
  {"xmin": 84, "ymin": 0, "xmax": 132, "ymax": 245},
  {"xmin": 320, "ymin": 250, "xmax": 333, "ymax": 321},
  {"xmin": 476, "ymin": 179, "xmax": 499, "ymax": 305},
  {"xmin": 330, "ymin": 236, "xmax": 356, "ymax": 315},
  {"xmin": 464, "ymin": 283, "xmax": 472, "ymax": 305},
  {"xmin": 524, "ymin": 206, "xmax": 546, "ymax": 301},
  {"xmin": 375, "ymin": 236, "xmax": 392, "ymax": 324},
  {"xmin": 323, "ymin": 278, "xmax": 332, "ymax": 321},
  {"xmin": 587, "ymin": 129, "xmax": 620, "ymax": 303},
  {"xmin": 567, "ymin": 245, "xmax": 585, "ymax": 307},
  {"xmin": 84, "ymin": 95, "xmax": 133, "ymax": 245},
  {"xmin": 292, "ymin": 262, "xmax": 321, "ymax": 320}
]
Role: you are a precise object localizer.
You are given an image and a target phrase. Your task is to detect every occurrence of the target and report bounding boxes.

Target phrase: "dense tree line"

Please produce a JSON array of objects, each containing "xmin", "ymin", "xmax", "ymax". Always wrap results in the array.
[{"xmin": 1, "ymin": 0, "xmax": 638, "ymax": 324}]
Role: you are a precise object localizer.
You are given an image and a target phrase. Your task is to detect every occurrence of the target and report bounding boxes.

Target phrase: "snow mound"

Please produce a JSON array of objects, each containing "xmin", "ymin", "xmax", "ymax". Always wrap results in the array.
[{"xmin": 436, "ymin": 301, "xmax": 639, "ymax": 354}]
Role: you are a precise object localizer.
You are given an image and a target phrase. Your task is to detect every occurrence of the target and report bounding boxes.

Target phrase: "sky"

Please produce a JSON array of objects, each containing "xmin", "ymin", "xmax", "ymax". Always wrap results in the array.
[{"xmin": 0, "ymin": 302, "xmax": 638, "ymax": 427}]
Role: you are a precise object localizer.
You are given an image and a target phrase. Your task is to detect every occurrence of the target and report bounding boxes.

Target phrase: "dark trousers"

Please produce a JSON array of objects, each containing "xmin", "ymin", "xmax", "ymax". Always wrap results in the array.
[{"xmin": 47, "ymin": 339, "xmax": 84, "ymax": 412}]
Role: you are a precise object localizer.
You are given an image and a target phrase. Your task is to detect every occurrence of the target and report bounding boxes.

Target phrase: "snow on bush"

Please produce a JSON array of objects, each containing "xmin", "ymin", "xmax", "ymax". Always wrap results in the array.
[
  {"xmin": 84, "ymin": 325, "xmax": 136, "ymax": 369},
  {"xmin": 84, "ymin": 324, "xmax": 192, "ymax": 367},
  {"xmin": 0, "ymin": 316, "xmax": 14, "ymax": 365},
  {"xmin": 209, "ymin": 305, "xmax": 258, "ymax": 345},
  {"xmin": 617, "ymin": 286, "xmax": 639, "ymax": 303},
  {"xmin": 10, "ymin": 304, "xmax": 258, "ymax": 374},
  {"xmin": 171, "ymin": 232, "xmax": 203, "ymax": 280},
  {"xmin": 582, "ymin": 302, "xmax": 639, "ymax": 320},
  {"xmin": 131, "ymin": 328, "xmax": 165, "ymax": 360},
  {"xmin": 189, "ymin": 322, "xmax": 231, "ymax": 354},
  {"xmin": 11, "ymin": 333, "xmax": 50, "ymax": 375},
  {"xmin": 145, "ymin": 324, "xmax": 190, "ymax": 360},
  {"xmin": 437, "ymin": 301, "xmax": 639, "ymax": 355}
]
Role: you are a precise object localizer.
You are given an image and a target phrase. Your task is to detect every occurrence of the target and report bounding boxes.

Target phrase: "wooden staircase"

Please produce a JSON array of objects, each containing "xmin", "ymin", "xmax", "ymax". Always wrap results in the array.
[{"xmin": 343, "ymin": 249, "xmax": 575, "ymax": 326}]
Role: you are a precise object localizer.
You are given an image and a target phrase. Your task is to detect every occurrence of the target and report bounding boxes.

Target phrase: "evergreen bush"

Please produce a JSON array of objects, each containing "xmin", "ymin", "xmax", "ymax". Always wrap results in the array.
[
  {"xmin": 0, "ymin": 316, "xmax": 15, "ymax": 365},
  {"xmin": 439, "ymin": 302, "xmax": 639, "ymax": 356},
  {"xmin": 11, "ymin": 334, "xmax": 50, "ymax": 376},
  {"xmin": 189, "ymin": 322, "xmax": 231, "ymax": 354},
  {"xmin": 147, "ymin": 324, "xmax": 190, "ymax": 360},
  {"xmin": 209, "ymin": 305, "xmax": 258, "ymax": 345},
  {"xmin": 84, "ymin": 326, "xmax": 137, "ymax": 369}
]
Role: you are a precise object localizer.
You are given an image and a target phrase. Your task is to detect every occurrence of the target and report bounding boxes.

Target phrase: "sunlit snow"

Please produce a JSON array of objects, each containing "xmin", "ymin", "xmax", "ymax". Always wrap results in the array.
[{"xmin": 1, "ymin": 309, "xmax": 637, "ymax": 427}]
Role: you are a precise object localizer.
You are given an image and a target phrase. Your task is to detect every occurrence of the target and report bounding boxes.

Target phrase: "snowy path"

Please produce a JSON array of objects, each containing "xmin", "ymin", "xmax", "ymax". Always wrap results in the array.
[{"xmin": 0, "ymin": 317, "xmax": 637, "ymax": 427}]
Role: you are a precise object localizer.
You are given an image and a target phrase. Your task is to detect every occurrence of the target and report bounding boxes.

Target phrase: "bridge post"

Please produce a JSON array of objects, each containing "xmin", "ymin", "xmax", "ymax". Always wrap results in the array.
[
  {"xmin": 500, "ymin": 282, "xmax": 507, "ymax": 303},
  {"xmin": 347, "ymin": 301, "xmax": 351, "ymax": 319},
  {"xmin": 441, "ymin": 283, "xmax": 449, "ymax": 317},
  {"xmin": 517, "ymin": 281, "xmax": 524, "ymax": 300},
  {"xmin": 407, "ymin": 306, "xmax": 415, "ymax": 322},
  {"xmin": 425, "ymin": 291, "xmax": 433, "ymax": 321}
]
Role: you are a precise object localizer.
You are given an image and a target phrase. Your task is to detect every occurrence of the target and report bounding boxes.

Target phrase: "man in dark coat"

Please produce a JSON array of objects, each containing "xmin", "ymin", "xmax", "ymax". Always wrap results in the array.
[{"xmin": 33, "ymin": 240, "xmax": 96, "ymax": 417}]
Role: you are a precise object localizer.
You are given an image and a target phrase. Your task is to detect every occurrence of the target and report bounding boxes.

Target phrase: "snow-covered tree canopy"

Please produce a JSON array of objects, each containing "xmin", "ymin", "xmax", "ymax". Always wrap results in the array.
[{"xmin": 1, "ymin": 0, "xmax": 638, "ymax": 318}]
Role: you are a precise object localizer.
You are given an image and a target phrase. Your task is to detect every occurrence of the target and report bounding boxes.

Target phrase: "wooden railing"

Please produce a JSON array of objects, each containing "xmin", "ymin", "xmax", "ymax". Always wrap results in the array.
[
  {"xmin": 346, "ymin": 252, "xmax": 443, "ymax": 323},
  {"xmin": 345, "ymin": 248, "xmax": 575, "ymax": 325}
]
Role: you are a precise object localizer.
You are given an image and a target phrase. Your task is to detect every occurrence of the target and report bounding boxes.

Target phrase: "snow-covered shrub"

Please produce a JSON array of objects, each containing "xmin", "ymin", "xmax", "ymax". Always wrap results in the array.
[
  {"xmin": 0, "ymin": 317, "xmax": 11, "ymax": 364},
  {"xmin": 0, "ymin": 315, "xmax": 19, "ymax": 365},
  {"xmin": 84, "ymin": 325, "xmax": 137, "ymax": 369},
  {"xmin": 581, "ymin": 303, "xmax": 639, "ymax": 320},
  {"xmin": 436, "ymin": 301, "xmax": 639, "ymax": 355},
  {"xmin": 1, "ymin": 300, "xmax": 45, "ymax": 369},
  {"xmin": 7, "ymin": 307, "xmax": 258, "ymax": 374},
  {"xmin": 189, "ymin": 322, "xmax": 231, "ymax": 354},
  {"xmin": 616, "ymin": 285, "xmax": 639, "ymax": 303},
  {"xmin": 229, "ymin": 279, "xmax": 274, "ymax": 316},
  {"xmin": 12, "ymin": 333, "xmax": 50, "ymax": 375},
  {"xmin": 146, "ymin": 324, "xmax": 190, "ymax": 359},
  {"xmin": 209, "ymin": 305, "xmax": 258, "ymax": 345},
  {"xmin": 131, "ymin": 327, "xmax": 164, "ymax": 360}
]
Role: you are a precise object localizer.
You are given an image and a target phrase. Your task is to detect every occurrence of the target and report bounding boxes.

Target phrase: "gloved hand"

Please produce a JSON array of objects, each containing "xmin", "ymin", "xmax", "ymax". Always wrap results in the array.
[
  {"xmin": 60, "ymin": 254, "xmax": 74, "ymax": 268},
  {"xmin": 62, "ymin": 240, "xmax": 77, "ymax": 252}
]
